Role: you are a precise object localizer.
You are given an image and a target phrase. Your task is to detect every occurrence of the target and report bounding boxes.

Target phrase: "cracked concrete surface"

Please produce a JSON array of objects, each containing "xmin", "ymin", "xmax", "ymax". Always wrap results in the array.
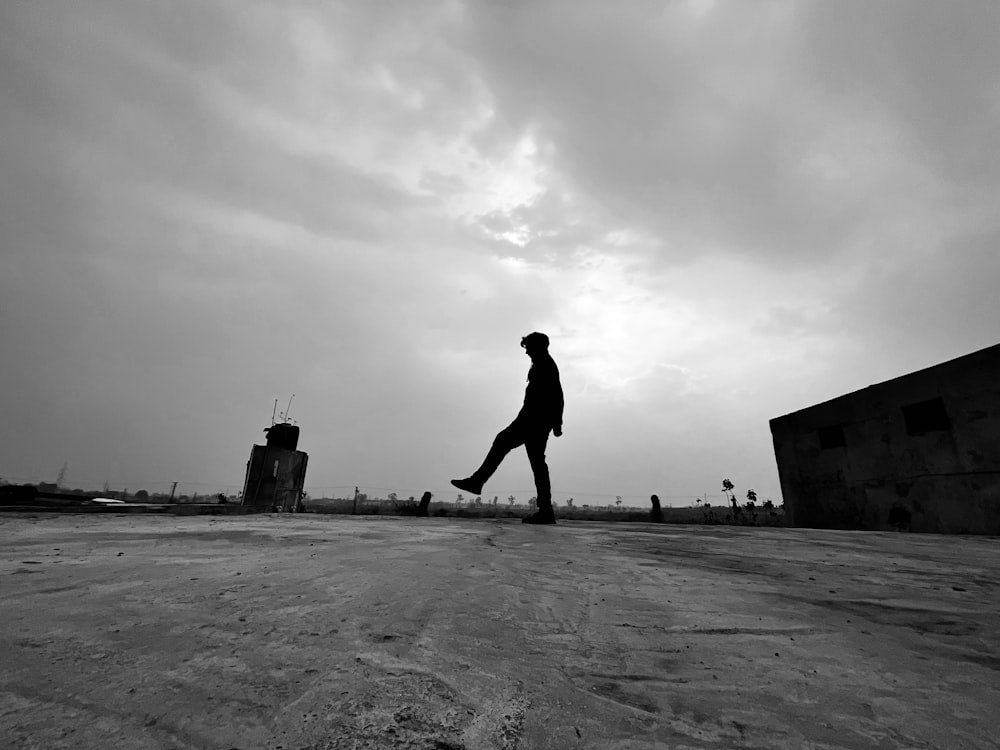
[{"xmin": 2, "ymin": 513, "xmax": 998, "ymax": 749}]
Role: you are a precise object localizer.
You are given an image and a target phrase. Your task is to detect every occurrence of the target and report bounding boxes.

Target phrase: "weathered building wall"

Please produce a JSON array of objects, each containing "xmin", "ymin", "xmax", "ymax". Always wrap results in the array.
[
  {"xmin": 242, "ymin": 445, "xmax": 308, "ymax": 512},
  {"xmin": 770, "ymin": 343, "xmax": 1000, "ymax": 534}
]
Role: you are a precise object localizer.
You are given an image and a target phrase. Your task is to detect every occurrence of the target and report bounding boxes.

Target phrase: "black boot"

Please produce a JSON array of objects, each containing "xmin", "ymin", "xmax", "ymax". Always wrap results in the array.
[
  {"xmin": 522, "ymin": 505, "xmax": 556, "ymax": 524},
  {"xmin": 450, "ymin": 477, "xmax": 483, "ymax": 495}
]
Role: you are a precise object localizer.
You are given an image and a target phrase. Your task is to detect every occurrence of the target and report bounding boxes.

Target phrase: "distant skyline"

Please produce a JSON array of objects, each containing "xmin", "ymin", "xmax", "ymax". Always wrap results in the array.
[{"xmin": 2, "ymin": 1, "xmax": 999, "ymax": 506}]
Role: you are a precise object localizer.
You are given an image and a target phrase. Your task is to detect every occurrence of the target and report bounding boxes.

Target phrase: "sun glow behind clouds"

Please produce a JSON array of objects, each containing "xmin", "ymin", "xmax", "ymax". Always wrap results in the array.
[
  {"xmin": 523, "ymin": 251, "xmax": 700, "ymax": 400},
  {"xmin": 426, "ymin": 131, "xmax": 549, "ymax": 242}
]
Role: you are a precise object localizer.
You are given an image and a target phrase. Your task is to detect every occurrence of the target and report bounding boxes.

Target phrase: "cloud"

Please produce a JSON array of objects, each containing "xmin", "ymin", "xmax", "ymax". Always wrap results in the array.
[
  {"xmin": 459, "ymin": 0, "xmax": 1000, "ymax": 274},
  {"xmin": 1, "ymin": 0, "xmax": 998, "ymax": 505}
]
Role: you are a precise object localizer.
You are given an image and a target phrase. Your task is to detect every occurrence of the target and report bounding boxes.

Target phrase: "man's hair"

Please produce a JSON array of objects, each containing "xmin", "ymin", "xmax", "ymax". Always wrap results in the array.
[{"xmin": 520, "ymin": 332, "xmax": 549, "ymax": 349}]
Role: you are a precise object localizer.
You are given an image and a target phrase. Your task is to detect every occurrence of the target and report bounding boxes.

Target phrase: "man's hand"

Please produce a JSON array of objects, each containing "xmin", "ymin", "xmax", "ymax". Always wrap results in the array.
[{"xmin": 553, "ymin": 426, "xmax": 562, "ymax": 437}]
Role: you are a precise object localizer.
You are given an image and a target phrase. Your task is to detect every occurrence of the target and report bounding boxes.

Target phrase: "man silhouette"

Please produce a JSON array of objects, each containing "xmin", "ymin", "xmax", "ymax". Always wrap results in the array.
[{"xmin": 451, "ymin": 332, "xmax": 564, "ymax": 524}]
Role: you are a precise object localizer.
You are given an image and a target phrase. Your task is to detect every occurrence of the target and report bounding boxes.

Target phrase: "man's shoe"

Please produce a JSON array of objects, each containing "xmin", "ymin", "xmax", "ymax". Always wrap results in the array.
[
  {"xmin": 450, "ymin": 477, "xmax": 483, "ymax": 495},
  {"xmin": 522, "ymin": 509, "xmax": 556, "ymax": 525}
]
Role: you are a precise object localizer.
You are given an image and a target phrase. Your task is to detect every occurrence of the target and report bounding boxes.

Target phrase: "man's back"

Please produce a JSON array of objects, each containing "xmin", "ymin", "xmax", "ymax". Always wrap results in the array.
[{"xmin": 522, "ymin": 352, "xmax": 563, "ymax": 430}]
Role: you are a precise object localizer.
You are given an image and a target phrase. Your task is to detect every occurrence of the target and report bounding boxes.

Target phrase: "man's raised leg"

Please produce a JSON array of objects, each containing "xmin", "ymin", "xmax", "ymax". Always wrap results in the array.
[{"xmin": 452, "ymin": 422, "xmax": 524, "ymax": 495}]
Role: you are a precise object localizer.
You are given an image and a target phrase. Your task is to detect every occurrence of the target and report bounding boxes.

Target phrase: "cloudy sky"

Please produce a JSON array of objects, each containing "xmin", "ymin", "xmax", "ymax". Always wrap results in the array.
[{"xmin": 2, "ymin": 1, "xmax": 998, "ymax": 506}]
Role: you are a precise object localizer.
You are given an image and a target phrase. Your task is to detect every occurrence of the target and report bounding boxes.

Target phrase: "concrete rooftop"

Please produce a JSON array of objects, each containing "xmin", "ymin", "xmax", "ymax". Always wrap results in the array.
[{"xmin": 2, "ymin": 514, "xmax": 998, "ymax": 749}]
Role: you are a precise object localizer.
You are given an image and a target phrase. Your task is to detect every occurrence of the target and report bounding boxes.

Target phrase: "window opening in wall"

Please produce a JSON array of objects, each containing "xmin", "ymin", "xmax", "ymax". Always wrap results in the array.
[
  {"xmin": 902, "ymin": 397, "xmax": 951, "ymax": 435},
  {"xmin": 817, "ymin": 424, "xmax": 846, "ymax": 449}
]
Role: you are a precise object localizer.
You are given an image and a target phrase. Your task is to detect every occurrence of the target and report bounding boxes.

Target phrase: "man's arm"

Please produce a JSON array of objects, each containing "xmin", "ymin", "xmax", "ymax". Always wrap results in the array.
[{"xmin": 551, "ymin": 364, "xmax": 564, "ymax": 436}]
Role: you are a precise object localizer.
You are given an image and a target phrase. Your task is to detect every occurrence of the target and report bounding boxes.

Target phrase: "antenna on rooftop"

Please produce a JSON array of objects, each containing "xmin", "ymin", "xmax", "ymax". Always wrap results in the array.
[
  {"xmin": 271, "ymin": 399, "xmax": 278, "ymax": 426},
  {"xmin": 283, "ymin": 393, "xmax": 295, "ymax": 424}
]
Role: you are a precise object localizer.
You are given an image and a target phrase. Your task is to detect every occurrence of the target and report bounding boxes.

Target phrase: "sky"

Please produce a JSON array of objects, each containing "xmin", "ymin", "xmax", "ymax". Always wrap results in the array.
[{"xmin": 2, "ymin": 1, "xmax": 999, "ymax": 507}]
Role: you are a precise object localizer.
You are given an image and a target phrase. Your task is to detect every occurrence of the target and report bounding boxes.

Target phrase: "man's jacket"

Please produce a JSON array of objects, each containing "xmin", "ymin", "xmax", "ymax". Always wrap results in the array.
[{"xmin": 519, "ymin": 353, "xmax": 564, "ymax": 432}]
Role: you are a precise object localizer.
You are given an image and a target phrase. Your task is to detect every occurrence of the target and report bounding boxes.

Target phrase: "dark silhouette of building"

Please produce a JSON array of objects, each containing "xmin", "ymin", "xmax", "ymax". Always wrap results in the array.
[
  {"xmin": 451, "ymin": 332, "xmax": 564, "ymax": 524},
  {"xmin": 770, "ymin": 343, "xmax": 1000, "ymax": 534},
  {"xmin": 241, "ymin": 423, "xmax": 309, "ymax": 512}
]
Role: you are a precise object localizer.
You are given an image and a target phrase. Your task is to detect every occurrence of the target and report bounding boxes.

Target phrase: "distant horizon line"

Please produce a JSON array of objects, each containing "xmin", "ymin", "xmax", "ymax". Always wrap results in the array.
[{"xmin": 2, "ymin": 477, "xmax": 769, "ymax": 508}]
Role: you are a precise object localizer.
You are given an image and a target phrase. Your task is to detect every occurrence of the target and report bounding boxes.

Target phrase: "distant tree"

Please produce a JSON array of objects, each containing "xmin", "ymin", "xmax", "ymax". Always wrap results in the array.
[
  {"xmin": 135, "ymin": 489, "xmax": 149, "ymax": 500},
  {"xmin": 615, "ymin": 496, "xmax": 622, "ymax": 508},
  {"xmin": 762, "ymin": 499, "xmax": 775, "ymax": 511},
  {"xmin": 701, "ymin": 497, "xmax": 718, "ymax": 524},
  {"xmin": 388, "ymin": 492, "xmax": 398, "ymax": 503},
  {"xmin": 528, "ymin": 497, "xmax": 537, "ymax": 509},
  {"xmin": 743, "ymin": 489, "xmax": 758, "ymax": 524},
  {"xmin": 566, "ymin": 497, "xmax": 574, "ymax": 508},
  {"xmin": 722, "ymin": 479, "xmax": 738, "ymax": 512},
  {"xmin": 456, "ymin": 493, "xmax": 464, "ymax": 505},
  {"xmin": 508, "ymin": 495, "xmax": 516, "ymax": 506}
]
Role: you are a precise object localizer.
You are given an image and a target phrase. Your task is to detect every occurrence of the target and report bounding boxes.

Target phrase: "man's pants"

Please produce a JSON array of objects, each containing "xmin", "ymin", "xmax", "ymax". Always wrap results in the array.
[{"xmin": 471, "ymin": 418, "xmax": 551, "ymax": 508}]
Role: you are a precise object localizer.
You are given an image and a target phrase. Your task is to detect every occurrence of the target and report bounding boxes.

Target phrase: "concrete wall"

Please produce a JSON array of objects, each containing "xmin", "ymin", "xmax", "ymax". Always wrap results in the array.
[
  {"xmin": 770, "ymin": 343, "xmax": 1000, "ymax": 534},
  {"xmin": 242, "ymin": 445, "xmax": 309, "ymax": 511}
]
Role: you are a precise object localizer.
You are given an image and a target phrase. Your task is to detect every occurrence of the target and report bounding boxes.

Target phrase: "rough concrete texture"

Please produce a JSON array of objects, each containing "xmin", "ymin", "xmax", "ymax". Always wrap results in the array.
[{"xmin": 2, "ymin": 514, "xmax": 998, "ymax": 749}]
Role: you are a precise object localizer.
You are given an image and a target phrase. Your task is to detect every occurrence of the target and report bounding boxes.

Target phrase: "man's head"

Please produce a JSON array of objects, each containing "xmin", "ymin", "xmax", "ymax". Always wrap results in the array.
[{"xmin": 520, "ymin": 332, "xmax": 550, "ymax": 357}]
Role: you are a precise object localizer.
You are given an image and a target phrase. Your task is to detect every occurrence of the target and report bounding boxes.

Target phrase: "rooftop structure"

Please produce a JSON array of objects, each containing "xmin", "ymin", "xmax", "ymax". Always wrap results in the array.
[
  {"xmin": 770, "ymin": 343, "xmax": 1000, "ymax": 534},
  {"xmin": 241, "ymin": 422, "xmax": 308, "ymax": 512}
]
